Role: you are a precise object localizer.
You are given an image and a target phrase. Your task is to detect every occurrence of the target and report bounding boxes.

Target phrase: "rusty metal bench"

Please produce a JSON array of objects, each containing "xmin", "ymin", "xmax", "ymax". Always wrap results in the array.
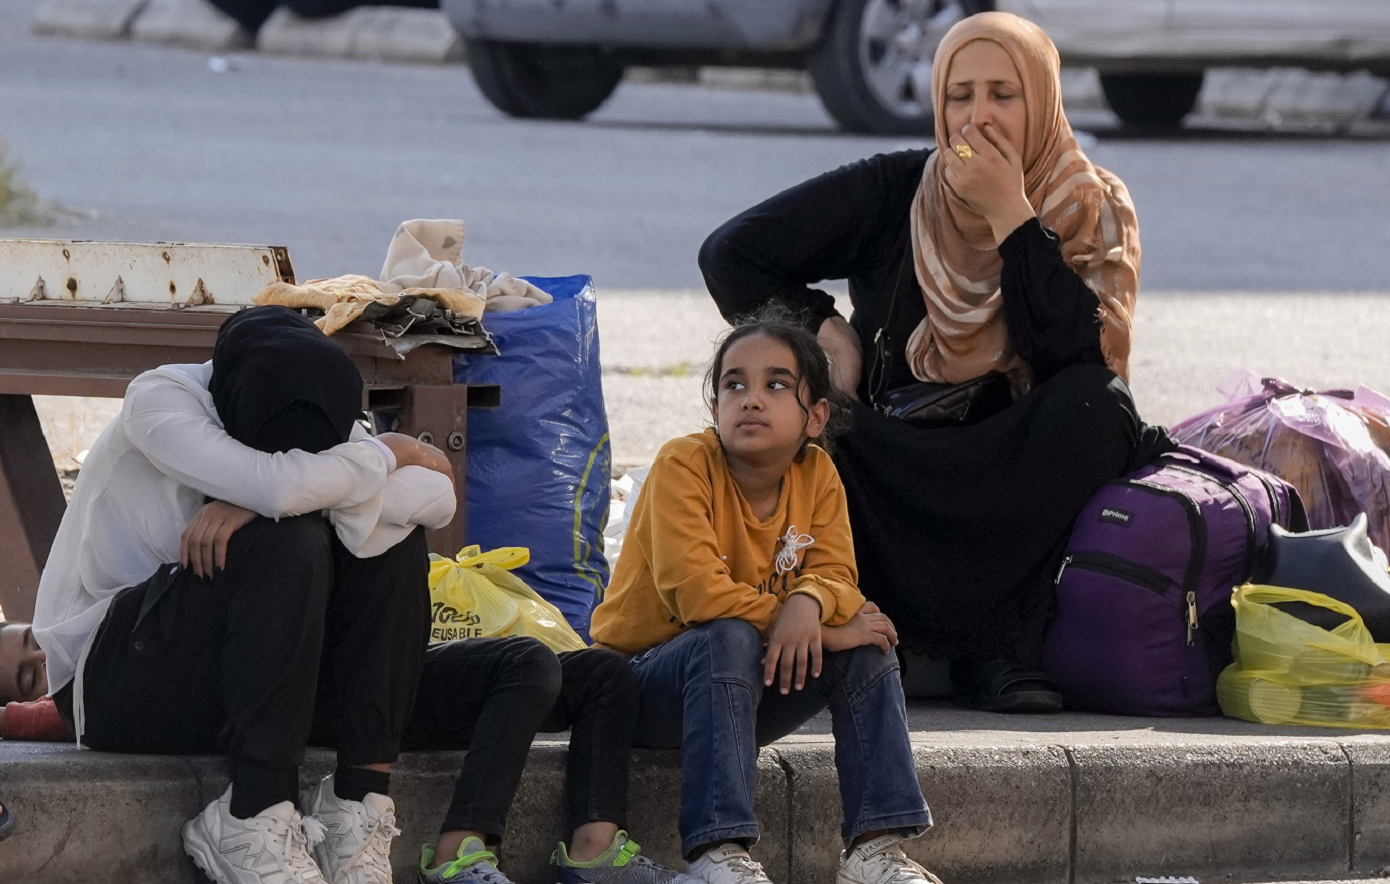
[{"xmin": 0, "ymin": 242, "xmax": 496, "ymax": 621}]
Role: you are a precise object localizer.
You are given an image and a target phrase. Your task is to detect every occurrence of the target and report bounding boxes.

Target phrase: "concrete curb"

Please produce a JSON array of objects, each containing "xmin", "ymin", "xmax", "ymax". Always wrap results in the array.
[
  {"xmin": 3, "ymin": 723, "xmax": 1389, "ymax": 884},
  {"xmin": 129, "ymin": 0, "xmax": 251, "ymax": 52},
  {"xmin": 256, "ymin": 5, "xmax": 462, "ymax": 64},
  {"xmin": 32, "ymin": 0, "xmax": 149, "ymax": 40}
]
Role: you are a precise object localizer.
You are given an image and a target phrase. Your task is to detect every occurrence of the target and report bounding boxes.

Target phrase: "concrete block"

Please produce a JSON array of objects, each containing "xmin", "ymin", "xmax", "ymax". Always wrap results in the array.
[
  {"xmin": 257, "ymin": 6, "xmax": 357, "ymax": 59},
  {"xmin": 1344, "ymin": 738, "xmax": 1390, "ymax": 873},
  {"xmin": 32, "ymin": 0, "xmax": 149, "ymax": 40},
  {"xmin": 130, "ymin": 0, "xmax": 251, "ymax": 52},
  {"xmin": 401, "ymin": 743, "xmax": 790, "ymax": 884},
  {"xmin": 604, "ymin": 746, "xmax": 791, "ymax": 883},
  {"xmin": 348, "ymin": 7, "xmax": 462, "ymax": 64},
  {"xmin": 257, "ymin": 6, "xmax": 462, "ymax": 64},
  {"xmin": 1060, "ymin": 67, "xmax": 1105, "ymax": 113},
  {"xmin": 697, "ymin": 68, "xmax": 813, "ymax": 95},
  {"xmin": 1198, "ymin": 68, "xmax": 1278, "ymax": 119},
  {"xmin": 1265, "ymin": 68, "xmax": 1387, "ymax": 129},
  {"xmin": 0, "ymin": 742, "xmax": 209, "ymax": 884},
  {"xmin": 1070, "ymin": 742, "xmax": 1350, "ymax": 882},
  {"xmin": 781, "ymin": 742, "xmax": 1071, "ymax": 884}
]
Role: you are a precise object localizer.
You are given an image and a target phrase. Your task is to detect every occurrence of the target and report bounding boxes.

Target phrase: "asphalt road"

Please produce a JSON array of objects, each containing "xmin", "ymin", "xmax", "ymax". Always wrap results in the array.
[
  {"xmin": 1, "ymin": 5, "xmax": 1389, "ymax": 291},
  {"xmin": 2, "ymin": 3, "xmax": 1388, "ymax": 466}
]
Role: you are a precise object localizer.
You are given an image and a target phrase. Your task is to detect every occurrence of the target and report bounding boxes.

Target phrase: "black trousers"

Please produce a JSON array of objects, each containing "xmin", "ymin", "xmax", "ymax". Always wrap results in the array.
[
  {"xmin": 78, "ymin": 515, "xmax": 430, "ymax": 792},
  {"xmin": 74, "ymin": 516, "xmax": 634, "ymax": 840},
  {"xmin": 836, "ymin": 363, "xmax": 1158, "ymax": 661},
  {"xmin": 402, "ymin": 638, "xmax": 638, "ymax": 840}
]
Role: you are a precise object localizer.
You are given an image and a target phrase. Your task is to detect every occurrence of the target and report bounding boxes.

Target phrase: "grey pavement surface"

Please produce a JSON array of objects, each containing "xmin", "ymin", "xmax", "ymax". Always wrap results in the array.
[
  {"xmin": 3, "ymin": 1, "xmax": 1388, "ymax": 468},
  {"xmin": 3, "ymin": 704, "xmax": 1389, "ymax": 884},
  {"xmin": 2, "ymin": 0, "xmax": 1390, "ymax": 293}
]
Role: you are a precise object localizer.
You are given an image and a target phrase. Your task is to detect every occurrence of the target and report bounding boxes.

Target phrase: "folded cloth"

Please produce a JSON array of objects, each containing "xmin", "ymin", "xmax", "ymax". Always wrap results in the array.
[
  {"xmin": 380, "ymin": 219, "xmax": 552, "ymax": 314},
  {"xmin": 253, "ymin": 219, "xmax": 552, "ymax": 335},
  {"xmin": 255, "ymin": 274, "xmax": 486, "ymax": 335}
]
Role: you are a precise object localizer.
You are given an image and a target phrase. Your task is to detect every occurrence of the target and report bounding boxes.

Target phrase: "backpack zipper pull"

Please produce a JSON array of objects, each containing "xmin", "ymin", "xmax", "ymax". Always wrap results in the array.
[
  {"xmin": 1055, "ymin": 555, "xmax": 1073, "ymax": 586},
  {"xmin": 1186, "ymin": 591, "xmax": 1199, "ymax": 646}
]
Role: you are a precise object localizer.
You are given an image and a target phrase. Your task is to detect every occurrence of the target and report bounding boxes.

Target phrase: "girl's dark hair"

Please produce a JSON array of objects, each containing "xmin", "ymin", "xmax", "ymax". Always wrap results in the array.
[{"xmin": 705, "ymin": 302, "xmax": 852, "ymax": 460}]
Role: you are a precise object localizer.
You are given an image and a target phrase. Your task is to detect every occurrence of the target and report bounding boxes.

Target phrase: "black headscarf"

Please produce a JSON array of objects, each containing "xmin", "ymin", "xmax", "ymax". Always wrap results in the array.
[{"xmin": 209, "ymin": 306, "xmax": 363, "ymax": 454}]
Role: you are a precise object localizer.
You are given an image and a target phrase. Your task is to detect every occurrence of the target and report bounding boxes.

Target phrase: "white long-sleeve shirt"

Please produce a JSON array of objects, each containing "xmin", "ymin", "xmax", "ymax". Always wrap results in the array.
[{"xmin": 32, "ymin": 361, "xmax": 456, "ymax": 716}]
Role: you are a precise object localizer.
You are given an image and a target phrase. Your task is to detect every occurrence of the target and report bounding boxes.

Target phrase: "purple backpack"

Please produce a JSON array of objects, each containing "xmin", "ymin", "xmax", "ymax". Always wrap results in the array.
[{"xmin": 1041, "ymin": 445, "xmax": 1305, "ymax": 716}]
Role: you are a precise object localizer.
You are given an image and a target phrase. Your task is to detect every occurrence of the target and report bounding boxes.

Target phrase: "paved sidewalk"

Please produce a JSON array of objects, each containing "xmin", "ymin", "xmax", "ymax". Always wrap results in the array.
[
  {"xmin": 595, "ymin": 290, "xmax": 1390, "ymax": 468},
  {"xmin": 34, "ymin": 290, "xmax": 1390, "ymax": 473},
  {"xmin": 2, "ymin": 702, "xmax": 1387, "ymax": 884}
]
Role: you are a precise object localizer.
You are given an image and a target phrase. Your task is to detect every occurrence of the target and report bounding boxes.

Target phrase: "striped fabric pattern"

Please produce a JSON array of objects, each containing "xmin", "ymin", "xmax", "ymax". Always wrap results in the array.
[{"xmin": 906, "ymin": 12, "xmax": 1141, "ymax": 391}]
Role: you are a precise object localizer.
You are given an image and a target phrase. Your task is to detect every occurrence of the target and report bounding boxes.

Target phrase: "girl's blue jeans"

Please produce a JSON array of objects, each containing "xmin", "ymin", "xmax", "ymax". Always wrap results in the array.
[{"xmin": 628, "ymin": 618, "xmax": 933, "ymax": 858}]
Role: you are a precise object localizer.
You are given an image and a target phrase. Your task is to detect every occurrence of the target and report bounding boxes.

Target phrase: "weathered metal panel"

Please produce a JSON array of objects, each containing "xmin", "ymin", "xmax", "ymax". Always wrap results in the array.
[
  {"xmin": 441, "ymin": 0, "xmax": 832, "ymax": 50},
  {"xmin": 0, "ymin": 240, "xmax": 295, "ymax": 307}
]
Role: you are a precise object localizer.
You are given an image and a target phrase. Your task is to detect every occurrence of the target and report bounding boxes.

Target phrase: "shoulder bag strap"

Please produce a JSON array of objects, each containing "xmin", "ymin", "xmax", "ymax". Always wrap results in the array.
[{"xmin": 867, "ymin": 223, "xmax": 915, "ymax": 408}]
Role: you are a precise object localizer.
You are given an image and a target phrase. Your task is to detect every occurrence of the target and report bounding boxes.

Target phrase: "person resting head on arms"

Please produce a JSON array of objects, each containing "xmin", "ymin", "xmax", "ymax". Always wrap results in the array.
[
  {"xmin": 589, "ymin": 304, "xmax": 940, "ymax": 884},
  {"xmin": 26, "ymin": 305, "xmax": 457, "ymax": 884},
  {"xmin": 12, "ymin": 307, "xmax": 697, "ymax": 884}
]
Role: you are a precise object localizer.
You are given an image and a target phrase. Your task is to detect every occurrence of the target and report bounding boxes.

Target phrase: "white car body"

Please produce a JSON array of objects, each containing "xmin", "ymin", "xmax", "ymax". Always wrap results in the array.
[{"xmin": 1018, "ymin": 0, "xmax": 1390, "ymax": 71}]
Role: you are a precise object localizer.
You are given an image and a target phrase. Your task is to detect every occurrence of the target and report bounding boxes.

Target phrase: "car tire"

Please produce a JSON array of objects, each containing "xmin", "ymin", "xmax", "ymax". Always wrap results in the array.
[
  {"xmin": 1099, "ymin": 72, "xmax": 1204, "ymax": 129},
  {"xmin": 810, "ymin": 0, "xmax": 991, "ymax": 135},
  {"xmin": 468, "ymin": 39, "xmax": 625, "ymax": 120}
]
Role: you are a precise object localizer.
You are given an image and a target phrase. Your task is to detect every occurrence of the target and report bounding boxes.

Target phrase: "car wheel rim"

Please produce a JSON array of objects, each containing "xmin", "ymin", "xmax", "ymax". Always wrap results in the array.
[{"xmin": 857, "ymin": 0, "xmax": 964, "ymax": 120}]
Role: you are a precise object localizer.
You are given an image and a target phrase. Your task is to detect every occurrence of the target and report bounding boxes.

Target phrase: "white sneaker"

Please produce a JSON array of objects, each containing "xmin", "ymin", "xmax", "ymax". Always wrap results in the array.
[
  {"xmin": 836, "ymin": 835, "xmax": 942, "ymax": 884},
  {"xmin": 301, "ymin": 774, "xmax": 401, "ymax": 884},
  {"xmin": 685, "ymin": 844, "xmax": 773, "ymax": 884},
  {"xmin": 183, "ymin": 786, "xmax": 330, "ymax": 884}
]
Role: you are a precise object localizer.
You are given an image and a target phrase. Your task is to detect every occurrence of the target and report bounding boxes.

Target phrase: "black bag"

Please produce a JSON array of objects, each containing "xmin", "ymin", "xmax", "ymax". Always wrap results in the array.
[
  {"xmin": 867, "ymin": 240, "xmax": 1014, "ymax": 429},
  {"xmin": 1254, "ymin": 512, "xmax": 1390, "ymax": 642},
  {"xmin": 878, "ymin": 372, "xmax": 1013, "ymax": 429}
]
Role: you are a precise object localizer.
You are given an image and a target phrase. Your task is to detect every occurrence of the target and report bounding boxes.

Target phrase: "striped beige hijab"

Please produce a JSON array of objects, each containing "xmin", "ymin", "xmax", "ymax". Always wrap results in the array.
[{"xmin": 906, "ymin": 12, "xmax": 1140, "ymax": 389}]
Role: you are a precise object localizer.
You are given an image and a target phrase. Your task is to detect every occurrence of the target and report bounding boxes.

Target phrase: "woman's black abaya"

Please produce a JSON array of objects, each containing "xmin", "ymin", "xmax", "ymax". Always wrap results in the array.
[
  {"xmin": 700, "ymin": 149, "xmax": 1171, "ymax": 660},
  {"xmin": 837, "ymin": 364, "xmax": 1141, "ymax": 658}
]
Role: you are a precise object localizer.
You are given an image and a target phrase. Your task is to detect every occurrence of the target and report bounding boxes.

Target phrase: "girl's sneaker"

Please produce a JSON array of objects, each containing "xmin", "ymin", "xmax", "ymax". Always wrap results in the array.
[
  {"xmin": 552, "ymin": 831, "xmax": 703, "ymax": 884},
  {"xmin": 684, "ymin": 844, "xmax": 773, "ymax": 884},
  {"xmin": 419, "ymin": 838, "xmax": 514, "ymax": 884},
  {"xmin": 836, "ymin": 835, "xmax": 943, "ymax": 884}
]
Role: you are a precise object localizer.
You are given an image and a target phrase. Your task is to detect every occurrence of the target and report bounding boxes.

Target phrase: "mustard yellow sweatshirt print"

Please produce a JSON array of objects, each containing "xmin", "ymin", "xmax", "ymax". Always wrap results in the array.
[{"xmin": 591, "ymin": 429, "xmax": 866, "ymax": 655}]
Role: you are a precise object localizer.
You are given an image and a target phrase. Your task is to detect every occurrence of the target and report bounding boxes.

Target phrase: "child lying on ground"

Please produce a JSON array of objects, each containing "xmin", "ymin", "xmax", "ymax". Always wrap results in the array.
[{"xmin": 590, "ymin": 306, "xmax": 940, "ymax": 884}]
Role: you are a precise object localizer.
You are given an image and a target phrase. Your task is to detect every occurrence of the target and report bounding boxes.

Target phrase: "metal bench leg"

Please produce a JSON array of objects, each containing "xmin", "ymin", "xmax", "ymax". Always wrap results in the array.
[
  {"xmin": 392, "ymin": 385, "xmax": 472, "ymax": 559},
  {"xmin": 0, "ymin": 395, "xmax": 67, "ymax": 622}
]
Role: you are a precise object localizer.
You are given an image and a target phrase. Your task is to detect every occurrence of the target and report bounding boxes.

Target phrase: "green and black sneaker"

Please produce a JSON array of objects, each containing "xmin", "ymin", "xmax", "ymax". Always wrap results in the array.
[
  {"xmin": 419, "ymin": 837, "xmax": 514, "ymax": 884},
  {"xmin": 553, "ymin": 831, "xmax": 702, "ymax": 884}
]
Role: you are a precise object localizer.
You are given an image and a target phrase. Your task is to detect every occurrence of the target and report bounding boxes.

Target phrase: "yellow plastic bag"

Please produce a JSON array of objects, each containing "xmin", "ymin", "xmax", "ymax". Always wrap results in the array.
[
  {"xmin": 428, "ymin": 546, "xmax": 589, "ymax": 653},
  {"xmin": 1217, "ymin": 584, "xmax": 1390, "ymax": 728}
]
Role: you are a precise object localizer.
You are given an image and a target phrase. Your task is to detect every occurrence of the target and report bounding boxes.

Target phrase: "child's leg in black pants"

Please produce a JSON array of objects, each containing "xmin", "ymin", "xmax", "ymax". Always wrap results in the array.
[
  {"xmin": 541, "ymin": 649, "xmax": 639, "ymax": 841},
  {"xmin": 401, "ymin": 636, "xmax": 563, "ymax": 844}
]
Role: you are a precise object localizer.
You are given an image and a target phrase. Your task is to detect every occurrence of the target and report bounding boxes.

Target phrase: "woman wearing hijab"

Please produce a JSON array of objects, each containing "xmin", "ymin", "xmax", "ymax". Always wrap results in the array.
[
  {"xmin": 30, "ymin": 306, "xmax": 457, "ymax": 884},
  {"xmin": 700, "ymin": 13, "xmax": 1171, "ymax": 714}
]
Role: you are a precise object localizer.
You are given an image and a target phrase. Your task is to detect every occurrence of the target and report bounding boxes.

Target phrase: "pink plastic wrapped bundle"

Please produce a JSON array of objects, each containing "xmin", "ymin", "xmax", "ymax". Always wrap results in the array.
[{"xmin": 1170, "ymin": 371, "xmax": 1390, "ymax": 554}]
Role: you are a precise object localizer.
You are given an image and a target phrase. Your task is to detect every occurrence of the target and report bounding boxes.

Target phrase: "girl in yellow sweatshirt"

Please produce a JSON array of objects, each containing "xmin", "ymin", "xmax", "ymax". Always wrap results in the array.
[{"xmin": 590, "ymin": 306, "xmax": 936, "ymax": 884}]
